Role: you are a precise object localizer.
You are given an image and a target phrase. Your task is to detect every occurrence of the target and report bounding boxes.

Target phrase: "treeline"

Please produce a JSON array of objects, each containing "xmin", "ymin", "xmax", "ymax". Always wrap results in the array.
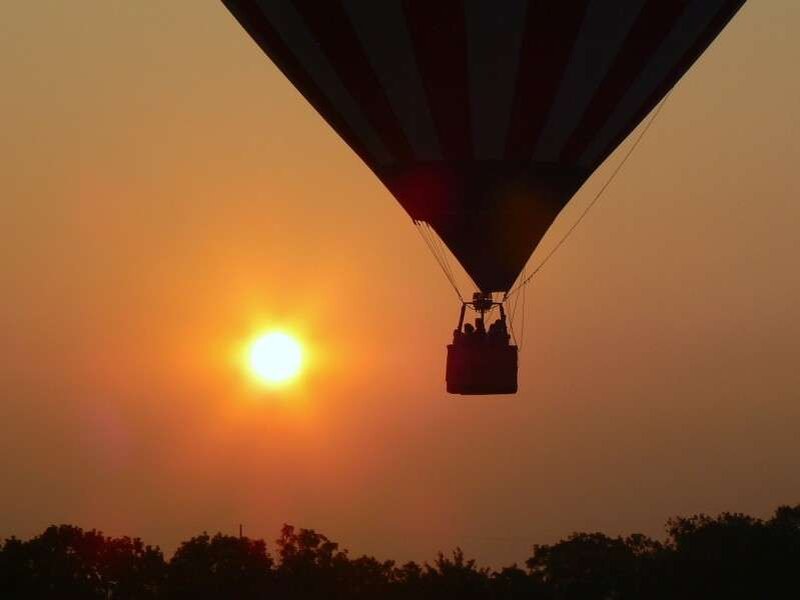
[{"xmin": 2, "ymin": 505, "xmax": 799, "ymax": 599}]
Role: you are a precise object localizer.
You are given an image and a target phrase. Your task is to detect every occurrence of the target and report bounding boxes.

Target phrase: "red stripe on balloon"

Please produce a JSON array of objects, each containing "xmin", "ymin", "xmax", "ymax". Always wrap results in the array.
[
  {"xmin": 504, "ymin": 2, "xmax": 588, "ymax": 161},
  {"xmin": 559, "ymin": 0, "xmax": 690, "ymax": 167},
  {"xmin": 291, "ymin": 1, "xmax": 415, "ymax": 163},
  {"xmin": 402, "ymin": 0, "xmax": 472, "ymax": 160},
  {"xmin": 221, "ymin": 0, "xmax": 376, "ymax": 166},
  {"xmin": 582, "ymin": 0, "xmax": 746, "ymax": 171}
]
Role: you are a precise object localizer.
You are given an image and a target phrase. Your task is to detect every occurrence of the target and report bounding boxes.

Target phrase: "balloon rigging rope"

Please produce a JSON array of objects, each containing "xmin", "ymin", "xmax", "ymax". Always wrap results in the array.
[
  {"xmin": 508, "ymin": 267, "xmax": 523, "ymax": 347},
  {"xmin": 521, "ymin": 276, "xmax": 527, "ymax": 350},
  {"xmin": 426, "ymin": 222, "xmax": 458, "ymax": 293},
  {"xmin": 504, "ymin": 93, "xmax": 671, "ymax": 302},
  {"xmin": 414, "ymin": 221, "xmax": 463, "ymax": 301},
  {"xmin": 507, "ymin": 266, "xmax": 528, "ymax": 352},
  {"xmin": 435, "ymin": 228, "xmax": 462, "ymax": 300}
]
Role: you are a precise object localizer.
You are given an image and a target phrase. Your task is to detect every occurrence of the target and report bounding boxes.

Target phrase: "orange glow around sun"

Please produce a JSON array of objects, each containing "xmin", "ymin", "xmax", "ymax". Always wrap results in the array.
[{"xmin": 247, "ymin": 331, "xmax": 304, "ymax": 386}]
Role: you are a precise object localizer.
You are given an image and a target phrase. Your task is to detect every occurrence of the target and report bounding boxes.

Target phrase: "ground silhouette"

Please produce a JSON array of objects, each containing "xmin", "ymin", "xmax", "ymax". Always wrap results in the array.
[{"xmin": 2, "ymin": 504, "xmax": 799, "ymax": 598}]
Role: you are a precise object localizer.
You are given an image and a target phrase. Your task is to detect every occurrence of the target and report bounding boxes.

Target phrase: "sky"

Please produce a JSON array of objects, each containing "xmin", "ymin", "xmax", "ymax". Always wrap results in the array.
[{"xmin": 1, "ymin": 1, "xmax": 799, "ymax": 567}]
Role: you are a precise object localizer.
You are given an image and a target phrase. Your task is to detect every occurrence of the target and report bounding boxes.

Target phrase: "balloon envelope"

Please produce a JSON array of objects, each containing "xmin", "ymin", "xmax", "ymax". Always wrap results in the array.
[{"xmin": 222, "ymin": 0, "xmax": 745, "ymax": 292}]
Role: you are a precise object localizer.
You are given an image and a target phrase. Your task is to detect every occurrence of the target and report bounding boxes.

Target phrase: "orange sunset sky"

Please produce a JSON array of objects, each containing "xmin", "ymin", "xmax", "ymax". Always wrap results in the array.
[{"xmin": 1, "ymin": 2, "xmax": 799, "ymax": 566}]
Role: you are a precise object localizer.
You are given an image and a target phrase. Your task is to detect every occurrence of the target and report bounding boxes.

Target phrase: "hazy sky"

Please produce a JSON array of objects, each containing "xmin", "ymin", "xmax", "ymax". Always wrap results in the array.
[{"xmin": 2, "ymin": 2, "xmax": 799, "ymax": 566}]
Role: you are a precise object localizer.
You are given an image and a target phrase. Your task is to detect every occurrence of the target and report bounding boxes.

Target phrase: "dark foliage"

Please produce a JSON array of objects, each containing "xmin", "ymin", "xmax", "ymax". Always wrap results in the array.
[
  {"xmin": 168, "ymin": 533, "xmax": 273, "ymax": 599},
  {"xmin": 2, "ymin": 504, "xmax": 799, "ymax": 599},
  {"xmin": 0, "ymin": 525, "xmax": 164, "ymax": 599}
]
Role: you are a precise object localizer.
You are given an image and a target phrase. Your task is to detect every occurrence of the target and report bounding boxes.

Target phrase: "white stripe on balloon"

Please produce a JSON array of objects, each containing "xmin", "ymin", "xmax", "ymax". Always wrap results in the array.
[
  {"xmin": 579, "ymin": 0, "xmax": 727, "ymax": 168},
  {"xmin": 465, "ymin": 0, "xmax": 528, "ymax": 160},
  {"xmin": 533, "ymin": 0, "xmax": 647, "ymax": 163},
  {"xmin": 343, "ymin": 0, "xmax": 442, "ymax": 161},
  {"xmin": 254, "ymin": 0, "xmax": 393, "ymax": 165}
]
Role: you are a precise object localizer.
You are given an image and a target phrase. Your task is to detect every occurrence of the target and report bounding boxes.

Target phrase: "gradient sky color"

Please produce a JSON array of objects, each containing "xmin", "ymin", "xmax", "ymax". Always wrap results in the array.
[{"xmin": 1, "ymin": 2, "xmax": 799, "ymax": 566}]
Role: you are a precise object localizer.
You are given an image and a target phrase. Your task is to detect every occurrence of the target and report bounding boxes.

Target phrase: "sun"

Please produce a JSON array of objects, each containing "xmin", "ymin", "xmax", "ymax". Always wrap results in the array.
[{"xmin": 248, "ymin": 331, "xmax": 304, "ymax": 385}]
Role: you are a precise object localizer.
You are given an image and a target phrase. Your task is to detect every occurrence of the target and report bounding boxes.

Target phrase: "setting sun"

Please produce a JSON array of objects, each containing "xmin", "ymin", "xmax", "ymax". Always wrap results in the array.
[{"xmin": 248, "ymin": 331, "xmax": 304, "ymax": 385}]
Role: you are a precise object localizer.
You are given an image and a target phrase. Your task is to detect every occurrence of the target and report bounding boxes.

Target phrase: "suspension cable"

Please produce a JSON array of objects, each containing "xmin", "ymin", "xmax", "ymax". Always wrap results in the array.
[
  {"xmin": 507, "ymin": 267, "xmax": 523, "ymax": 347},
  {"xmin": 504, "ymin": 93, "xmax": 671, "ymax": 301},
  {"xmin": 426, "ymin": 222, "xmax": 458, "ymax": 292},
  {"xmin": 520, "ymin": 273, "xmax": 527, "ymax": 350},
  {"xmin": 430, "ymin": 227, "xmax": 461, "ymax": 299},
  {"xmin": 414, "ymin": 220, "xmax": 464, "ymax": 301}
]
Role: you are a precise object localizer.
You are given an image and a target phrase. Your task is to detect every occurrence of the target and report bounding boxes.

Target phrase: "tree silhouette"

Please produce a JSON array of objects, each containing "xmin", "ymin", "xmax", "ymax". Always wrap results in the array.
[
  {"xmin": 2, "ymin": 504, "xmax": 800, "ymax": 598},
  {"xmin": 663, "ymin": 509, "xmax": 800, "ymax": 599},
  {"xmin": 168, "ymin": 532, "xmax": 273, "ymax": 599},
  {"xmin": 0, "ymin": 525, "xmax": 165, "ymax": 599},
  {"xmin": 527, "ymin": 532, "xmax": 643, "ymax": 600},
  {"xmin": 419, "ymin": 548, "xmax": 492, "ymax": 599},
  {"xmin": 489, "ymin": 564, "xmax": 547, "ymax": 600},
  {"xmin": 273, "ymin": 524, "xmax": 348, "ymax": 598}
]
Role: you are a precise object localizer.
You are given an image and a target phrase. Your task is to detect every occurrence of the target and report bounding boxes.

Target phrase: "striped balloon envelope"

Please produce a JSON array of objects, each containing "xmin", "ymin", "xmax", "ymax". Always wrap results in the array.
[{"xmin": 222, "ymin": 1, "xmax": 745, "ymax": 293}]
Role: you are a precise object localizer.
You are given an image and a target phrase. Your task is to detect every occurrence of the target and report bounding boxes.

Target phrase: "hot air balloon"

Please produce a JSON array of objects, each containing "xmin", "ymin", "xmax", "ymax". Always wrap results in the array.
[{"xmin": 221, "ymin": 0, "xmax": 746, "ymax": 394}]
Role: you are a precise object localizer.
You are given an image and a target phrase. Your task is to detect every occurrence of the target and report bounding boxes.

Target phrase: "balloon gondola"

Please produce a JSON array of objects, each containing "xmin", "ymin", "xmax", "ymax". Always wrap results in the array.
[
  {"xmin": 447, "ymin": 293, "xmax": 518, "ymax": 395},
  {"xmin": 221, "ymin": 0, "xmax": 746, "ymax": 394}
]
